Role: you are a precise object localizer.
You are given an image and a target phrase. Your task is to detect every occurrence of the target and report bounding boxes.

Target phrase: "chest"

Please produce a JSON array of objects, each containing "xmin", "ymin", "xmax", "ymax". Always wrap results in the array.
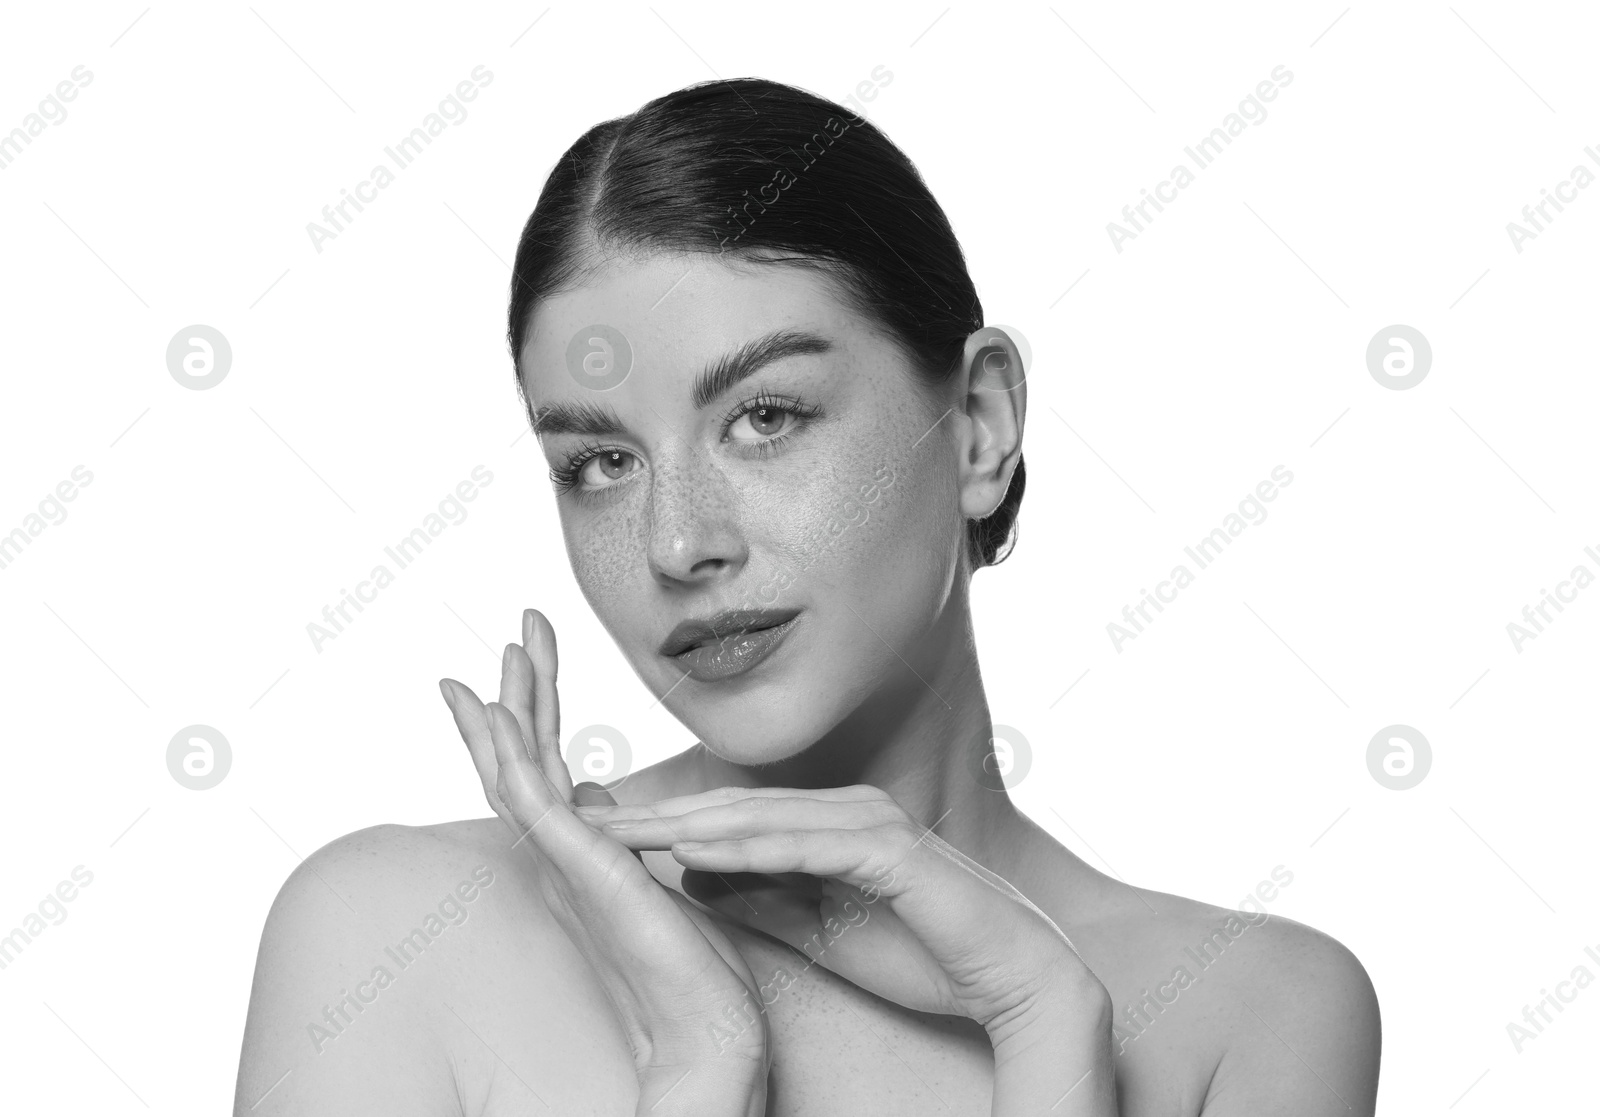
[
  {"xmin": 719, "ymin": 925, "xmax": 1216, "ymax": 1117},
  {"xmin": 722, "ymin": 921, "xmax": 996, "ymax": 1115},
  {"xmin": 658, "ymin": 859, "xmax": 1212, "ymax": 1117},
  {"xmin": 466, "ymin": 860, "xmax": 1213, "ymax": 1117}
]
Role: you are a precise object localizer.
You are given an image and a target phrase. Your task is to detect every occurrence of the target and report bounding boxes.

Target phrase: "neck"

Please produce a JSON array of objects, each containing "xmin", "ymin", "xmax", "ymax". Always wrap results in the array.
[{"xmin": 693, "ymin": 574, "xmax": 1034, "ymax": 880}]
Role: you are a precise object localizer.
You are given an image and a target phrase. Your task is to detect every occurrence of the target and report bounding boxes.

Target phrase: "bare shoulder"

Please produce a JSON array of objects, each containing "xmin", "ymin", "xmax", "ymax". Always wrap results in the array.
[
  {"xmin": 242, "ymin": 818, "xmax": 548, "ymax": 992},
  {"xmin": 1101, "ymin": 881, "xmax": 1381, "ymax": 1117},
  {"xmin": 1207, "ymin": 904, "xmax": 1379, "ymax": 1109},
  {"xmin": 235, "ymin": 819, "xmax": 631, "ymax": 1116}
]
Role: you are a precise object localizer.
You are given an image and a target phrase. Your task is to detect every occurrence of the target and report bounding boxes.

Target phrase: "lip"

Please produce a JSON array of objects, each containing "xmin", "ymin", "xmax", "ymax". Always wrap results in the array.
[{"xmin": 658, "ymin": 607, "xmax": 801, "ymax": 683}]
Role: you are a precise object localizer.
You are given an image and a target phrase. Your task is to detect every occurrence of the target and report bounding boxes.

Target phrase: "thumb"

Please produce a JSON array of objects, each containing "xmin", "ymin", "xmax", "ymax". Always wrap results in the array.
[
  {"xmin": 573, "ymin": 782, "xmax": 643, "ymax": 863},
  {"xmin": 572, "ymin": 781, "xmax": 618, "ymax": 808}
]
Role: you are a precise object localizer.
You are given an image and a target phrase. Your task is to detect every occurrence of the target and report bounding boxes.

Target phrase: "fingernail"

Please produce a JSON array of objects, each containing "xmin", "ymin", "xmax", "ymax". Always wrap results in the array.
[
  {"xmin": 522, "ymin": 609, "xmax": 535, "ymax": 645},
  {"xmin": 573, "ymin": 805, "xmax": 607, "ymax": 818},
  {"xmin": 601, "ymin": 818, "xmax": 640, "ymax": 830},
  {"xmin": 438, "ymin": 680, "xmax": 454, "ymax": 705},
  {"xmin": 502, "ymin": 644, "xmax": 513, "ymax": 669}
]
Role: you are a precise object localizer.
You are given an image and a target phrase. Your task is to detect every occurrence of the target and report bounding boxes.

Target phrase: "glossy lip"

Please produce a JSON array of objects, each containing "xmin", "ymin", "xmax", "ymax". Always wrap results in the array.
[
  {"xmin": 658, "ymin": 607, "xmax": 801, "ymax": 683},
  {"xmin": 657, "ymin": 606, "xmax": 801, "ymax": 657}
]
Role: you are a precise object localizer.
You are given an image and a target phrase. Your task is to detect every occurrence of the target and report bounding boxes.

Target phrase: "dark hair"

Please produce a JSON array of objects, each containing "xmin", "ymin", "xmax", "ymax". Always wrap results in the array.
[{"xmin": 507, "ymin": 77, "xmax": 1023, "ymax": 567}]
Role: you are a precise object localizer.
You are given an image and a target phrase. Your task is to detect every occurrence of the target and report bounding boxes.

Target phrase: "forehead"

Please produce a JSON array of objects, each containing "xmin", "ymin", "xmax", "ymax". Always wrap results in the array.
[{"xmin": 517, "ymin": 252, "xmax": 869, "ymax": 403}]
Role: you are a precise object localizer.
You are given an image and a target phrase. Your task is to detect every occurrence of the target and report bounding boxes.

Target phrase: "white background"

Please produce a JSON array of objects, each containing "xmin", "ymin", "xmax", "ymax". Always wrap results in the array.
[{"xmin": 1, "ymin": 1, "xmax": 1595, "ymax": 1112}]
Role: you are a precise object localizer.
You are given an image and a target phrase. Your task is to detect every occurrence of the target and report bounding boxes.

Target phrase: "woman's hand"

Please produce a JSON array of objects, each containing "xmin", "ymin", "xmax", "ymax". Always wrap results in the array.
[
  {"xmin": 577, "ymin": 786, "xmax": 1119, "ymax": 1116},
  {"xmin": 439, "ymin": 609, "xmax": 771, "ymax": 1117}
]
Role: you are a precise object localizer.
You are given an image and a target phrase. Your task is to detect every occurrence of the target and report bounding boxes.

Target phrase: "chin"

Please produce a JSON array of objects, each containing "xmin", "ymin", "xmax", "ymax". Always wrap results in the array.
[
  {"xmin": 669, "ymin": 671, "xmax": 845, "ymax": 768},
  {"xmin": 695, "ymin": 724, "xmax": 819, "ymax": 768},
  {"xmin": 656, "ymin": 626, "xmax": 876, "ymax": 768}
]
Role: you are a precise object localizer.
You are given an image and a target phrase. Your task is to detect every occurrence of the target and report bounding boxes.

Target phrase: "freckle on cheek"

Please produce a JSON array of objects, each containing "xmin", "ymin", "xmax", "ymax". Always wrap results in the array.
[
  {"xmin": 769, "ymin": 444, "xmax": 909, "ymax": 589},
  {"xmin": 565, "ymin": 509, "xmax": 638, "ymax": 611}
]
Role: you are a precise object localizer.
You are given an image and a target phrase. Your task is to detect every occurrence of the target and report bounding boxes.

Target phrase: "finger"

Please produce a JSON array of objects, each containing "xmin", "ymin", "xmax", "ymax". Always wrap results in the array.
[
  {"xmin": 671, "ymin": 828, "xmax": 902, "ymax": 884},
  {"xmin": 572, "ymin": 781, "xmax": 617, "ymax": 808},
  {"xmin": 594, "ymin": 797, "xmax": 898, "ymax": 850},
  {"xmin": 498, "ymin": 641, "xmax": 538, "ymax": 763},
  {"xmin": 573, "ymin": 781, "xmax": 645, "ymax": 865},
  {"xmin": 486, "ymin": 707, "xmax": 755, "ymax": 1013},
  {"xmin": 673, "ymin": 831, "xmax": 914, "ymax": 953},
  {"xmin": 440, "ymin": 678, "xmax": 511, "ymax": 823},
  {"xmin": 485, "ymin": 702, "xmax": 617, "ymax": 871},
  {"xmin": 525, "ymin": 609, "xmax": 571, "ymax": 801},
  {"xmin": 669, "ymin": 825, "xmax": 1008, "ymax": 922},
  {"xmin": 683, "ymin": 870, "xmax": 942, "ymax": 1009},
  {"xmin": 672, "ymin": 826, "xmax": 1063, "ymax": 967},
  {"xmin": 575, "ymin": 783, "xmax": 886, "ymax": 825}
]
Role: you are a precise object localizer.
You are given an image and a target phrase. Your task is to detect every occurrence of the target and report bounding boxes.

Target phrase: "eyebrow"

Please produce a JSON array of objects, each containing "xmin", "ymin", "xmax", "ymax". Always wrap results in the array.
[{"xmin": 530, "ymin": 328, "xmax": 834, "ymax": 438}]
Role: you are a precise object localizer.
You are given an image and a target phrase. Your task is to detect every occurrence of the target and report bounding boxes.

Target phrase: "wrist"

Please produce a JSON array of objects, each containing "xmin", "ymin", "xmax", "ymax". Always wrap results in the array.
[
  {"xmin": 635, "ymin": 1056, "xmax": 766, "ymax": 1117},
  {"xmin": 989, "ymin": 991, "xmax": 1110, "ymax": 1065},
  {"xmin": 985, "ymin": 957, "xmax": 1112, "ymax": 1049},
  {"xmin": 987, "ymin": 975, "xmax": 1116, "ymax": 1117}
]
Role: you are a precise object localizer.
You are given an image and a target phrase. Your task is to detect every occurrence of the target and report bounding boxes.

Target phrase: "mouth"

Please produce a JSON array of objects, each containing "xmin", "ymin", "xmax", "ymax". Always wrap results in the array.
[{"xmin": 658, "ymin": 606, "xmax": 801, "ymax": 683}]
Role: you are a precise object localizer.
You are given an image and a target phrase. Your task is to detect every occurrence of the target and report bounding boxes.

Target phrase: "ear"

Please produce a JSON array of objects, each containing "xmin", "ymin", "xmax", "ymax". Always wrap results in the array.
[{"xmin": 955, "ymin": 326, "xmax": 1026, "ymax": 520}]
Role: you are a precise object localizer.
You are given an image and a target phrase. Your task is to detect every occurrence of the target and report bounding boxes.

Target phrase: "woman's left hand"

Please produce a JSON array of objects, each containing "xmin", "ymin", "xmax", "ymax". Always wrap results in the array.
[{"xmin": 574, "ymin": 785, "xmax": 1118, "ymax": 1115}]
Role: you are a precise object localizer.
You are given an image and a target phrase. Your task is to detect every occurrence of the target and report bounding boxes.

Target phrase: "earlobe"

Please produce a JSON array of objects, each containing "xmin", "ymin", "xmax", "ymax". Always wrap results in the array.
[{"xmin": 961, "ymin": 461, "xmax": 1018, "ymax": 520}]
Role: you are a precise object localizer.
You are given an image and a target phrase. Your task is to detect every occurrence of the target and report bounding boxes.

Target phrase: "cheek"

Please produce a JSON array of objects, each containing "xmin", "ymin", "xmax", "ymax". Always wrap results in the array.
[
  {"xmin": 562, "ymin": 503, "xmax": 642, "ymax": 616},
  {"xmin": 843, "ymin": 452, "xmax": 959, "ymax": 598},
  {"xmin": 767, "ymin": 418, "xmax": 960, "ymax": 603}
]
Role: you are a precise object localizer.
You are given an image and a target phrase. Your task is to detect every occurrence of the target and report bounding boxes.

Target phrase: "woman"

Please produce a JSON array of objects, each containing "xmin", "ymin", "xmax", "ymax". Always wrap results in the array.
[{"xmin": 235, "ymin": 78, "xmax": 1380, "ymax": 1115}]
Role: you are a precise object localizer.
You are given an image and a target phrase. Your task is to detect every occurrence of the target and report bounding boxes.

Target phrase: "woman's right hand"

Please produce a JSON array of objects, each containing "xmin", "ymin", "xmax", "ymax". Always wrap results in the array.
[{"xmin": 439, "ymin": 608, "xmax": 770, "ymax": 1117}]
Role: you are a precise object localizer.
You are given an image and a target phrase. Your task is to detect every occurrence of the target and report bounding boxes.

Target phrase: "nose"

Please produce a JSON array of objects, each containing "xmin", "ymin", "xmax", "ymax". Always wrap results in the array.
[{"xmin": 643, "ymin": 447, "xmax": 749, "ymax": 588}]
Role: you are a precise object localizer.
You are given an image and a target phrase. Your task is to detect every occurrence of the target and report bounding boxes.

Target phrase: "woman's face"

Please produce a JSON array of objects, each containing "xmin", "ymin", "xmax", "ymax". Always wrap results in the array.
[{"xmin": 520, "ymin": 251, "xmax": 966, "ymax": 764}]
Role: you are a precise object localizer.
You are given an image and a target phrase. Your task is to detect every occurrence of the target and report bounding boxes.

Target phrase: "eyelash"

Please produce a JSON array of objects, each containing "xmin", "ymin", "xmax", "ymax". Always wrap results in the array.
[{"xmin": 549, "ymin": 392, "xmax": 821, "ymax": 497}]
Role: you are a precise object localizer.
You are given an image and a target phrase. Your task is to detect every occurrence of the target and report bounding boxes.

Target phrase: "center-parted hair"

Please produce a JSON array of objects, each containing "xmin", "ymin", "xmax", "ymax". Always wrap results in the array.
[{"xmin": 507, "ymin": 77, "xmax": 1024, "ymax": 567}]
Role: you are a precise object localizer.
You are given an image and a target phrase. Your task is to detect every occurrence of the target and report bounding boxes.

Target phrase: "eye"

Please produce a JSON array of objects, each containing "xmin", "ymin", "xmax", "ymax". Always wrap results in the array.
[
  {"xmin": 577, "ymin": 449, "xmax": 640, "ymax": 489},
  {"xmin": 726, "ymin": 402, "xmax": 804, "ymax": 442}
]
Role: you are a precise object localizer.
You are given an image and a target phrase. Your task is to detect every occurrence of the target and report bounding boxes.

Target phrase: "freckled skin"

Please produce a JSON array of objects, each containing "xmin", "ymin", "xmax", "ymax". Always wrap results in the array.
[{"xmin": 521, "ymin": 252, "xmax": 967, "ymax": 762}]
